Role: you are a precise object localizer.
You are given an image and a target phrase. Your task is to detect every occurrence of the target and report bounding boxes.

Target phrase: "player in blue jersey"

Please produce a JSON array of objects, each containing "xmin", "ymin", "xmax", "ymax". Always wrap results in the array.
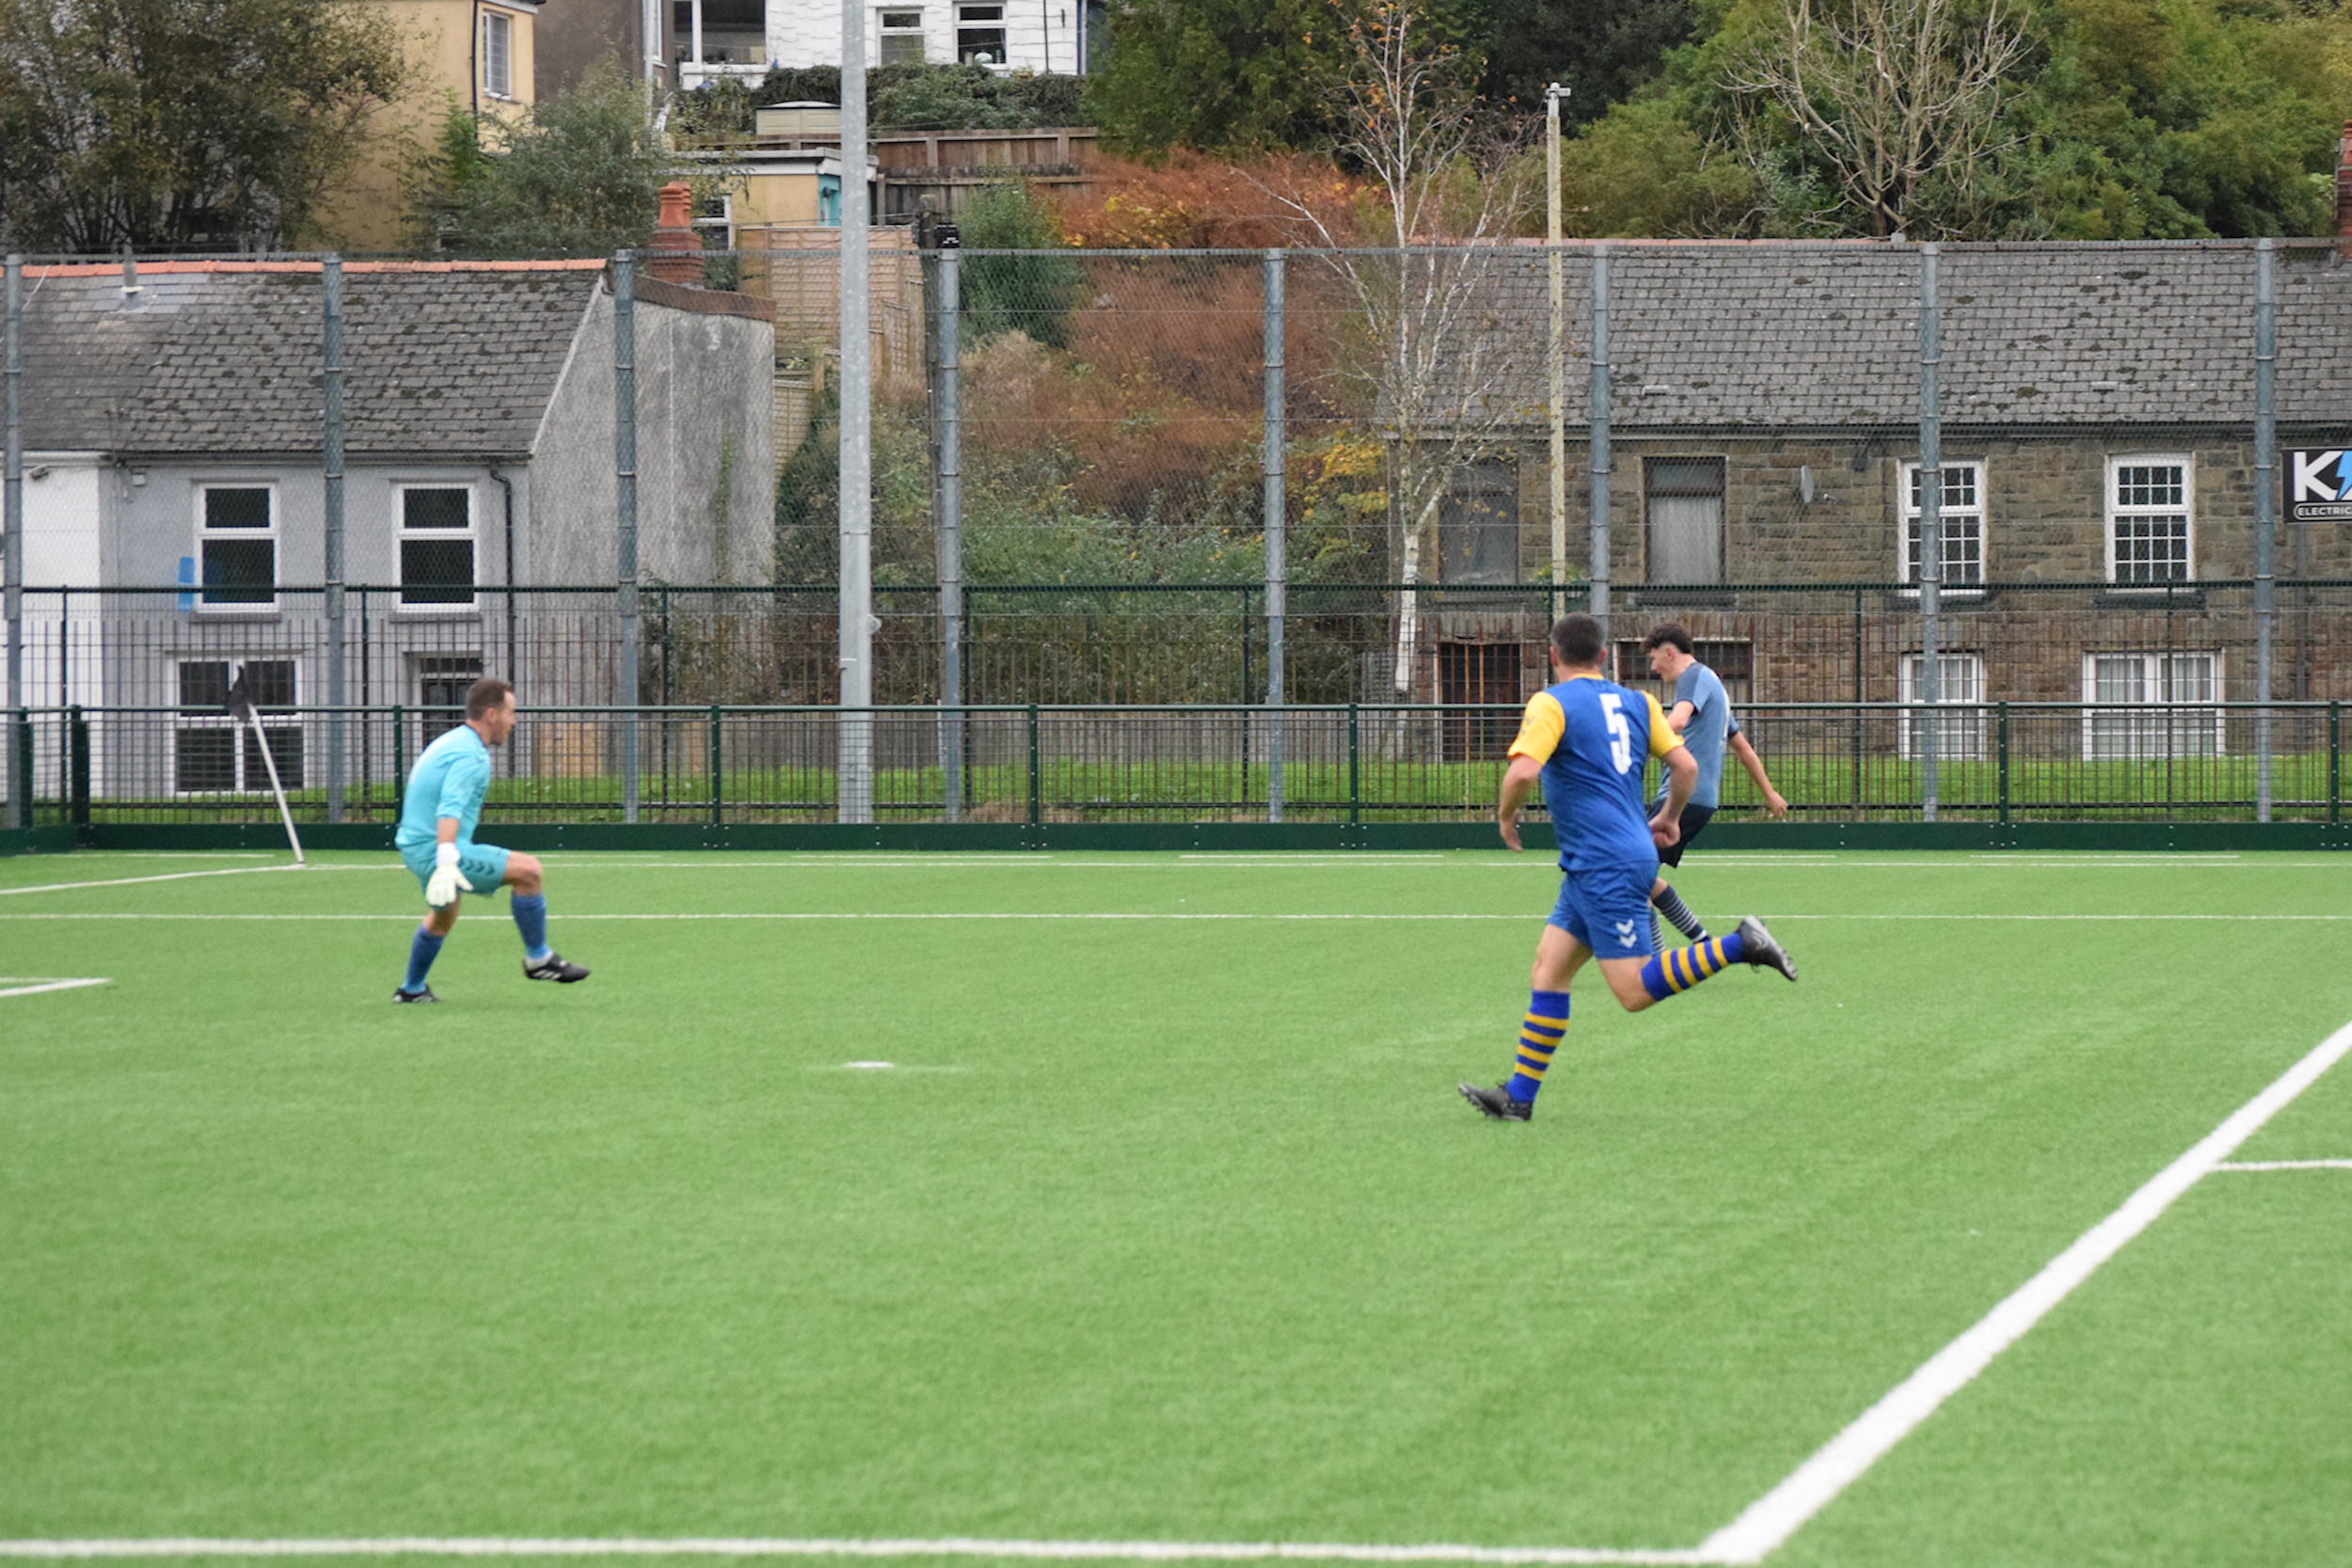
[
  {"xmin": 1460, "ymin": 613, "xmax": 1795, "ymax": 1122},
  {"xmin": 1641, "ymin": 623, "xmax": 1789, "ymax": 948},
  {"xmin": 392, "ymin": 677, "xmax": 588, "ymax": 1002}
]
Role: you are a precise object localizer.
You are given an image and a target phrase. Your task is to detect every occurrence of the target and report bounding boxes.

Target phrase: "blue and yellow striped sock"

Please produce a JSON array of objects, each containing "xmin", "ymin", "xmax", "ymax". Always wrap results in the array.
[
  {"xmin": 1506, "ymin": 990, "xmax": 1571, "ymax": 1103},
  {"xmin": 1639, "ymin": 932, "xmax": 1746, "ymax": 1002}
]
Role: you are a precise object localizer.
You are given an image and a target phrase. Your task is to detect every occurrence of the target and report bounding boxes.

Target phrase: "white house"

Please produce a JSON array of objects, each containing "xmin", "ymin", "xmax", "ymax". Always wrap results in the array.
[{"xmin": 678, "ymin": 0, "xmax": 1102, "ymax": 87}]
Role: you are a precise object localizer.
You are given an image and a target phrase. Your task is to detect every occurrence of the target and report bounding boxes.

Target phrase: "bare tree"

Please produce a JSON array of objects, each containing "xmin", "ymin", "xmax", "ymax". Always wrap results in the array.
[
  {"xmin": 1725, "ymin": 0, "xmax": 2030, "ymax": 237},
  {"xmin": 1259, "ymin": 0, "xmax": 1546, "ymax": 695}
]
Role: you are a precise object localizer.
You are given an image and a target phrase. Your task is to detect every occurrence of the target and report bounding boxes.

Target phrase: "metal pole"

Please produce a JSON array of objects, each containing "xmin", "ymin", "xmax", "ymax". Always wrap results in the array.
[
  {"xmin": 615, "ymin": 251, "xmax": 641, "ymax": 823},
  {"xmin": 937, "ymin": 245, "xmax": 962, "ymax": 822},
  {"xmin": 1918, "ymin": 242, "xmax": 1941, "ymax": 822},
  {"xmin": 323, "ymin": 255, "xmax": 346, "ymax": 826},
  {"xmin": 1546, "ymin": 86, "xmax": 1568, "ymax": 590},
  {"xmin": 1263, "ymin": 247, "xmax": 1286, "ymax": 822},
  {"xmin": 1587, "ymin": 244, "xmax": 1611, "ymax": 635},
  {"xmin": 2254, "ymin": 238, "xmax": 2276, "ymax": 823},
  {"xmin": 4, "ymin": 254, "xmax": 20, "ymax": 832},
  {"xmin": 837, "ymin": 1, "xmax": 874, "ymax": 825}
]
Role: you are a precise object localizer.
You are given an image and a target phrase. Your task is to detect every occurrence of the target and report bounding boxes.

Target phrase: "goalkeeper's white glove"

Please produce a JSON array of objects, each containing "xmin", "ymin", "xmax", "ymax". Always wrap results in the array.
[{"xmin": 425, "ymin": 843, "xmax": 466, "ymax": 909}]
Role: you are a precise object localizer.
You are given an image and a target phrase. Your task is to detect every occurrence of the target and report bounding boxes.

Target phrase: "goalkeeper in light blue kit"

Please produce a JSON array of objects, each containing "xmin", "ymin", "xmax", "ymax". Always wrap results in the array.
[{"xmin": 392, "ymin": 676, "xmax": 588, "ymax": 1002}]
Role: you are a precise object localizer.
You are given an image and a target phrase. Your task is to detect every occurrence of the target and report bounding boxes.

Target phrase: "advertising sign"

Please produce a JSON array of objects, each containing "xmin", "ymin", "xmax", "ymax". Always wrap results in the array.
[{"xmin": 2287, "ymin": 450, "xmax": 2352, "ymax": 522}]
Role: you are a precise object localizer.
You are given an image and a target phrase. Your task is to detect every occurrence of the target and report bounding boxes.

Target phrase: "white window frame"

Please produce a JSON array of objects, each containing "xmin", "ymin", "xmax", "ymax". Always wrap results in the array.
[
  {"xmin": 2106, "ymin": 454, "xmax": 2195, "ymax": 587},
  {"xmin": 879, "ymin": 7, "xmax": 928, "ymax": 64},
  {"xmin": 955, "ymin": 1, "xmax": 1007, "ymax": 65},
  {"xmin": 173, "ymin": 658, "xmax": 304, "ymax": 796},
  {"xmin": 395, "ymin": 483, "xmax": 480, "ymax": 613},
  {"xmin": 482, "ymin": 8, "xmax": 514, "ymax": 100},
  {"xmin": 1898, "ymin": 651, "xmax": 1986, "ymax": 761},
  {"xmin": 2080, "ymin": 650, "xmax": 2225, "ymax": 761},
  {"xmin": 194, "ymin": 482, "xmax": 279, "ymax": 613},
  {"xmin": 1899, "ymin": 459, "xmax": 1986, "ymax": 596}
]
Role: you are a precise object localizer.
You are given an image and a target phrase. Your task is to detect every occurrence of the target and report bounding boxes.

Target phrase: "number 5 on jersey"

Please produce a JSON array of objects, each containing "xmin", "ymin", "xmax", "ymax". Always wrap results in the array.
[{"xmin": 1598, "ymin": 693, "xmax": 1634, "ymax": 773}]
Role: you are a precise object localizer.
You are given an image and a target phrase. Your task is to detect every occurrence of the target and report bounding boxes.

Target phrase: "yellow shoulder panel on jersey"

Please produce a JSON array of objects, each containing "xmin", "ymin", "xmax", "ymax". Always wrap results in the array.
[
  {"xmin": 1644, "ymin": 691, "xmax": 1680, "ymax": 758},
  {"xmin": 1508, "ymin": 691, "xmax": 1566, "ymax": 763}
]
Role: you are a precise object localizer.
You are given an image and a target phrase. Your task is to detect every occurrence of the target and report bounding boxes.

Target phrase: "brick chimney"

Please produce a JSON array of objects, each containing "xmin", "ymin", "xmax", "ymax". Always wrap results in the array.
[
  {"xmin": 2337, "ymin": 120, "xmax": 2352, "ymax": 257},
  {"xmin": 649, "ymin": 181, "xmax": 700, "ymax": 284}
]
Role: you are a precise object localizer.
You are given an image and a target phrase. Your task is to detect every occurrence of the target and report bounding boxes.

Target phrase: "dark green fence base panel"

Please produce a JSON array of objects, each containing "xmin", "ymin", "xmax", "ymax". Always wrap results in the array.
[
  {"xmin": 25, "ymin": 819, "xmax": 2352, "ymax": 855},
  {"xmin": 0, "ymin": 825, "xmax": 80, "ymax": 856}
]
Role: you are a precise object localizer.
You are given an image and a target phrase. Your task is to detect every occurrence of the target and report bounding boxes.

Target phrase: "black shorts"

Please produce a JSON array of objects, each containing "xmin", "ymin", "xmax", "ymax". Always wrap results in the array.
[{"xmin": 1655, "ymin": 802, "xmax": 1716, "ymax": 868}]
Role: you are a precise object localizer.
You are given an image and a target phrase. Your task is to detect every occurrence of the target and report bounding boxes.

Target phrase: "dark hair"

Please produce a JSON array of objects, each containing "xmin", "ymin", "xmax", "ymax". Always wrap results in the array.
[
  {"xmin": 1643, "ymin": 623, "xmax": 1695, "ymax": 657},
  {"xmin": 1549, "ymin": 613, "xmax": 1606, "ymax": 668},
  {"xmin": 465, "ymin": 676, "xmax": 516, "ymax": 720}
]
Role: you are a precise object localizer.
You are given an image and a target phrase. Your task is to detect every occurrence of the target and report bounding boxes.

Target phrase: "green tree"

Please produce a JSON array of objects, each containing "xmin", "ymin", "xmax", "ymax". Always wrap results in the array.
[
  {"xmin": 407, "ymin": 61, "xmax": 666, "ymax": 255},
  {"xmin": 956, "ymin": 182, "xmax": 1087, "ymax": 348},
  {"xmin": 0, "ymin": 0, "xmax": 407, "ymax": 252},
  {"xmin": 1086, "ymin": 0, "xmax": 1354, "ymax": 152},
  {"xmin": 1472, "ymin": 0, "xmax": 1699, "ymax": 127}
]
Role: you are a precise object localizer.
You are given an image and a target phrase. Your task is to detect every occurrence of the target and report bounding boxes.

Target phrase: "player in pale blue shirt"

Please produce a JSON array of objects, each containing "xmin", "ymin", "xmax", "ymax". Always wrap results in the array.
[
  {"xmin": 392, "ymin": 677, "xmax": 588, "ymax": 1001},
  {"xmin": 1642, "ymin": 623, "xmax": 1788, "ymax": 947}
]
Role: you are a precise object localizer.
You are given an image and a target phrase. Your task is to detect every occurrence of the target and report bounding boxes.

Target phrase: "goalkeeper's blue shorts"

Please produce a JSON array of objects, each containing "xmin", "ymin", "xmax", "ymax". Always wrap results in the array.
[
  {"xmin": 399, "ymin": 840, "xmax": 512, "ymax": 900},
  {"xmin": 1547, "ymin": 859, "xmax": 1658, "ymax": 960}
]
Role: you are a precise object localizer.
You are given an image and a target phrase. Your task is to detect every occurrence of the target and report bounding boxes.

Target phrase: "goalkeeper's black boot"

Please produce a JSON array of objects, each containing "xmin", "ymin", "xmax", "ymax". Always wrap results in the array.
[
  {"xmin": 1458, "ymin": 1081, "xmax": 1533, "ymax": 1121},
  {"xmin": 1735, "ymin": 915, "xmax": 1798, "ymax": 982},
  {"xmin": 523, "ymin": 953, "xmax": 591, "ymax": 983},
  {"xmin": 392, "ymin": 986, "xmax": 439, "ymax": 1004}
]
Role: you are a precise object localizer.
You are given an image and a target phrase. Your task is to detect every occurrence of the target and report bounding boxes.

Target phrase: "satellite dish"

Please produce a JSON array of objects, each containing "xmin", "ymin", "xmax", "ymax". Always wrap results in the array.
[{"xmin": 1799, "ymin": 465, "xmax": 1816, "ymax": 505}]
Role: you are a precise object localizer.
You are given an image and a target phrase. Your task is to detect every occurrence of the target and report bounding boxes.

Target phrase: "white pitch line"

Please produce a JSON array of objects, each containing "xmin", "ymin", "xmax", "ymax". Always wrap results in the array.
[
  {"xmin": 0, "ymin": 864, "xmax": 314, "ymax": 897},
  {"xmin": 0, "ymin": 1540, "xmax": 1714, "ymax": 1565},
  {"xmin": 0, "ymin": 977, "xmax": 109, "ymax": 999},
  {"xmin": 1697, "ymin": 1010, "xmax": 2352, "ymax": 1566},
  {"xmin": 7, "ymin": 911, "xmax": 2352, "ymax": 925},
  {"xmin": 2212, "ymin": 1158, "xmax": 2352, "ymax": 1172}
]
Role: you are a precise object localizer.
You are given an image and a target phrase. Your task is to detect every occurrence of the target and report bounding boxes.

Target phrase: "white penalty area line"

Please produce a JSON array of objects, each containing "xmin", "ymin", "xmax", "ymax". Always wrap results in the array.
[
  {"xmin": 1694, "ymin": 1009, "xmax": 2352, "ymax": 1564},
  {"xmin": 7, "ymin": 1018, "xmax": 2351, "ymax": 1568},
  {"xmin": 2213, "ymin": 1158, "xmax": 2352, "ymax": 1172},
  {"xmin": 0, "ymin": 976, "xmax": 109, "ymax": 999}
]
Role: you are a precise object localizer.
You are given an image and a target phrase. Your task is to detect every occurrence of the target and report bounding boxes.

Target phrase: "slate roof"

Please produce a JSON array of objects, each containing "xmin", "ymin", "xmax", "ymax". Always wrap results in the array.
[
  {"xmin": 18, "ymin": 261, "xmax": 605, "ymax": 458},
  {"xmin": 1443, "ymin": 242, "xmax": 2352, "ymax": 430}
]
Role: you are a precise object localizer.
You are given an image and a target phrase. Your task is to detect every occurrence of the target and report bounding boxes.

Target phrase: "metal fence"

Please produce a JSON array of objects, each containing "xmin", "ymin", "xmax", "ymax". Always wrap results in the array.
[
  {"xmin": 10, "ymin": 699, "xmax": 2346, "ymax": 828},
  {"xmin": 8, "ymin": 238, "xmax": 2352, "ymax": 829}
]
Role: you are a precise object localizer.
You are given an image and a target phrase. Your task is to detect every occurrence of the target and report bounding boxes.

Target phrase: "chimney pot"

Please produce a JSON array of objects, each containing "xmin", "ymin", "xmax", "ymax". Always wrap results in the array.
[{"xmin": 650, "ymin": 180, "xmax": 702, "ymax": 284}]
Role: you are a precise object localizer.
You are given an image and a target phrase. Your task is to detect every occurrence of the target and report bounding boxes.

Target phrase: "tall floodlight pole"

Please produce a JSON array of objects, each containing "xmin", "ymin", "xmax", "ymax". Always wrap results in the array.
[
  {"xmin": 937, "ymin": 243, "xmax": 962, "ymax": 822},
  {"xmin": 1546, "ymin": 85, "xmax": 1568, "ymax": 592},
  {"xmin": 837, "ymin": 0, "xmax": 874, "ymax": 824},
  {"xmin": 1918, "ymin": 243, "xmax": 1942, "ymax": 823},
  {"xmin": 1587, "ymin": 245, "xmax": 1611, "ymax": 635},
  {"xmin": 1263, "ymin": 247, "xmax": 1286, "ymax": 823},
  {"xmin": 4, "ymin": 255, "xmax": 21, "ymax": 832},
  {"xmin": 2254, "ymin": 238, "xmax": 2277, "ymax": 823},
  {"xmin": 616, "ymin": 251, "xmax": 642, "ymax": 824},
  {"xmin": 323, "ymin": 256, "xmax": 346, "ymax": 826}
]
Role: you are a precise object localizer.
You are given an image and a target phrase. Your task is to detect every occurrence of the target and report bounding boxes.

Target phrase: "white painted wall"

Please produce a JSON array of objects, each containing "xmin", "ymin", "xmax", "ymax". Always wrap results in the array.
[{"xmin": 766, "ymin": 0, "xmax": 1082, "ymax": 75}]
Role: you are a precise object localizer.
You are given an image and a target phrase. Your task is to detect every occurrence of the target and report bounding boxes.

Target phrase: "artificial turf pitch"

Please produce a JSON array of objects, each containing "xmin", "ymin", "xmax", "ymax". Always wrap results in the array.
[{"xmin": 1, "ymin": 848, "xmax": 2347, "ymax": 1567}]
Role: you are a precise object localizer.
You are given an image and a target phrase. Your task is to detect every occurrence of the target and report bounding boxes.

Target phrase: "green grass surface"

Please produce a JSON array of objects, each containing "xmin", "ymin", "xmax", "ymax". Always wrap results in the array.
[{"xmin": 1, "ymin": 849, "xmax": 2347, "ymax": 1565}]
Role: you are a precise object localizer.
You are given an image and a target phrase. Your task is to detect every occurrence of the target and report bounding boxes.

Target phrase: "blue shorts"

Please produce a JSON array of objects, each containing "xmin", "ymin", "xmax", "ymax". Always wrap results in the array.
[
  {"xmin": 1548, "ymin": 860, "xmax": 1659, "ymax": 960},
  {"xmin": 399, "ymin": 840, "xmax": 512, "ymax": 900}
]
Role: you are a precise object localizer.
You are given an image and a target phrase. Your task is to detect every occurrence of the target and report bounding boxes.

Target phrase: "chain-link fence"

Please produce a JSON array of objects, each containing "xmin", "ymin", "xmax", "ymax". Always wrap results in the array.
[{"xmin": 6, "ymin": 239, "xmax": 2351, "ymax": 829}]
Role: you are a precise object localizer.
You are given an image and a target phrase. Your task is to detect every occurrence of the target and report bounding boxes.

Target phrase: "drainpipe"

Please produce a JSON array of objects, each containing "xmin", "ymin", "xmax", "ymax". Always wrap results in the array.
[
  {"xmin": 491, "ymin": 466, "xmax": 517, "ymax": 777},
  {"xmin": 469, "ymin": 0, "xmax": 481, "ymax": 121}
]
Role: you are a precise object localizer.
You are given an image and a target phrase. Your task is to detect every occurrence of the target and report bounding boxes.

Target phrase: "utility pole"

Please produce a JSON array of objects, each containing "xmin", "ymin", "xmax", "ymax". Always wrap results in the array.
[{"xmin": 1546, "ymin": 84, "xmax": 1569, "ymax": 592}]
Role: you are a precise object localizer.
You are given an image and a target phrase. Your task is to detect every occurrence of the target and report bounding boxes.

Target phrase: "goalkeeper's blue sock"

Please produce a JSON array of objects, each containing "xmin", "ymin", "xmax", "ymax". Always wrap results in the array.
[
  {"xmin": 1639, "ymin": 932, "xmax": 1745, "ymax": 1002},
  {"xmin": 1506, "ymin": 990, "xmax": 1570, "ymax": 1103},
  {"xmin": 401, "ymin": 927, "xmax": 446, "ymax": 994},
  {"xmin": 511, "ymin": 895, "xmax": 551, "ymax": 964}
]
